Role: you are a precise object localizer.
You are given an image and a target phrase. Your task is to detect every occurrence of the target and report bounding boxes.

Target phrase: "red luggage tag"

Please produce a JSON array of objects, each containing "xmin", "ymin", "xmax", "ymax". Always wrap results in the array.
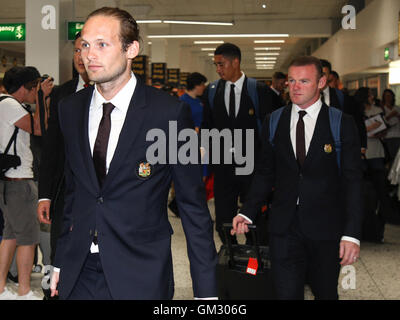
[{"xmin": 246, "ymin": 258, "xmax": 258, "ymax": 276}]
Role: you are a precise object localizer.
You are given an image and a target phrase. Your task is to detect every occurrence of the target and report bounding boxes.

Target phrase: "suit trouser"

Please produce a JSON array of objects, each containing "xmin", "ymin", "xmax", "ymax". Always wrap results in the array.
[
  {"xmin": 66, "ymin": 252, "xmax": 113, "ymax": 300},
  {"xmin": 269, "ymin": 211, "xmax": 341, "ymax": 300},
  {"xmin": 213, "ymin": 167, "xmax": 253, "ymax": 244}
]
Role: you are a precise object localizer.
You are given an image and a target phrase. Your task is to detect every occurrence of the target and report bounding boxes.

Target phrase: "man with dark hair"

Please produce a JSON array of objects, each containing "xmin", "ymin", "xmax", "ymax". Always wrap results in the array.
[
  {"xmin": 49, "ymin": 7, "xmax": 217, "ymax": 300},
  {"xmin": 202, "ymin": 42, "xmax": 274, "ymax": 244},
  {"xmin": 320, "ymin": 59, "xmax": 367, "ymax": 154},
  {"xmin": 232, "ymin": 56, "xmax": 363, "ymax": 300},
  {"xmin": 271, "ymin": 71, "xmax": 287, "ymax": 110},
  {"xmin": 0, "ymin": 66, "xmax": 52, "ymax": 300},
  {"xmin": 37, "ymin": 31, "xmax": 90, "ymax": 267},
  {"xmin": 328, "ymin": 70, "xmax": 340, "ymax": 89}
]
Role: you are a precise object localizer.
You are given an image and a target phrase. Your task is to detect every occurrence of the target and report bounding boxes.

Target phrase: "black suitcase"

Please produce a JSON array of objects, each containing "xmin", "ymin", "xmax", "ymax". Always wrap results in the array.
[{"xmin": 216, "ymin": 223, "xmax": 275, "ymax": 300}]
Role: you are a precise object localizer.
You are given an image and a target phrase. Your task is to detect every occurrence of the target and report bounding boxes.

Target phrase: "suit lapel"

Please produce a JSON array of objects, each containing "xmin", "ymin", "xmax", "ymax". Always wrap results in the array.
[
  {"xmin": 302, "ymin": 104, "xmax": 329, "ymax": 170},
  {"xmin": 102, "ymin": 80, "xmax": 147, "ymax": 191},
  {"xmin": 77, "ymin": 86, "xmax": 100, "ymax": 192}
]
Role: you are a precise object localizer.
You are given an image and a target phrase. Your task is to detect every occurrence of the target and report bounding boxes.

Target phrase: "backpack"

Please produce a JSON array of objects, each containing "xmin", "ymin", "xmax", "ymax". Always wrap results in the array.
[
  {"xmin": 207, "ymin": 78, "xmax": 262, "ymax": 136},
  {"xmin": 268, "ymin": 105, "xmax": 343, "ymax": 170}
]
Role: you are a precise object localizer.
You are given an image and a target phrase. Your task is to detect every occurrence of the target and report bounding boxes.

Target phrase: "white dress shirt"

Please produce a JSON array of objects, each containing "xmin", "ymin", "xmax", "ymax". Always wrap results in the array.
[
  {"xmin": 322, "ymin": 86, "xmax": 330, "ymax": 106},
  {"xmin": 224, "ymin": 72, "xmax": 245, "ymax": 117},
  {"xmin": 88, "ymin": 73, "xmax": 136, "ymax": 173},
  {"xmin": 240, "ymin": 98, "xmax": 360, "ymax": 246}
]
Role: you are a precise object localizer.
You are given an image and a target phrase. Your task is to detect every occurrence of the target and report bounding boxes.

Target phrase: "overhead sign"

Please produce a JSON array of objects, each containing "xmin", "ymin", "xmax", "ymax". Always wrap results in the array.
[
  {"xmin": 384, "ymin": 47, "xmax": 390, "ymax": 61},
  {"xmin": 0, "ymin": 24, "xmax": 25, "ymax": 41},
  {"xmin": 179, "ymin": 72, "xmax": 190, "ymax": 88},
  {"xmin": 167, "ymin": 68, "xmax": 180, "ymax": 87},
  {"xmin": 68, "ymin": 21, "xmax": 84, "ymax": 40},
  {"xmin": 151, "ymin": 63, "xmax": 167, "ymax": 85}
]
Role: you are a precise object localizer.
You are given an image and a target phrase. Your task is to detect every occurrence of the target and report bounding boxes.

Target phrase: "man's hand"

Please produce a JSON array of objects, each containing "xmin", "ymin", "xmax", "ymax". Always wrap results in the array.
[
  {"xmin": 231, "ymin": 215, "xmax": 251, "ymax": 236},
  {"xmin": 37, "ymin": 200, "xmax": 51, "ymax": 224},
  {"xmin": 50, "ymin": 270, "xmax": 59, "ymax": 297},
  {"xmin": 339, "ymin": 240, "xmax": 360, "ymax": 266}
]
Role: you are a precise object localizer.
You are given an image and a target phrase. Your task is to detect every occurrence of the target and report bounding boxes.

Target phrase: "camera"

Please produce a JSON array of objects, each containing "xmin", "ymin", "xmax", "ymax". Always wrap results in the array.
[{"xmin": 40, "ymin": 74, "xmax": 53, "ymax": 82}]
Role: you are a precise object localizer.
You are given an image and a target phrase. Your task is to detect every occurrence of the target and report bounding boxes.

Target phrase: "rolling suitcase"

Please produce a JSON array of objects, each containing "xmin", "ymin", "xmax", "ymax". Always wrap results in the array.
[{"xmin": 216, "ymin": 223, "xmax": 275, "ymax": 300}]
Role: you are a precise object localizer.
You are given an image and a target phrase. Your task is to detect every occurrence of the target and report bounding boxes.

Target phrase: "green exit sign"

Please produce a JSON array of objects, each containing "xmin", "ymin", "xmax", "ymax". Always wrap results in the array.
[
  {"xmin": 384, "ymin": 47, "xmax": 390, "ymax": 61},
  {"xmin": 68, "ymin": 21, "xmax": 84, "ymax": 40},
  {"xmin": 0, "ymin": 24, "xmax": 25, "ymax": 41}
]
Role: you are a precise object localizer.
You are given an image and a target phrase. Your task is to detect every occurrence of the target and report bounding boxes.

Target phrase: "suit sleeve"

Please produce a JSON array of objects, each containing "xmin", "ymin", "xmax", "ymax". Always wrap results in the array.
[
  {"xmin": 239, "ymin": 115, "xmax": 275, "ymax": 222},
  {"xmin": 171, "ymin": 101, "xmax": 218, "ymax": 298},
  {"xmin": 341, "ymin": 114, "xmax": 364, "ymax": 239},
  {"xmin": 53, "ymin": 100, "xmax": 75, "ymax": 269}
]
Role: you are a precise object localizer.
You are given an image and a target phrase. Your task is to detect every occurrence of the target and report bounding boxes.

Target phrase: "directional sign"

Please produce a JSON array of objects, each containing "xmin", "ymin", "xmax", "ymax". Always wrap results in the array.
[
  {"xmin": 67, "ymin": 21, "xmax": 84, "ymax": 40},
  {"xmin": 0, "ymin": 24, "xmax": 25, "ymax": 41}
]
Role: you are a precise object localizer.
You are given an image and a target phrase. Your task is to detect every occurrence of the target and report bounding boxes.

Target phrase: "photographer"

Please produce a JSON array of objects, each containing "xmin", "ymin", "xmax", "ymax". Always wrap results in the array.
[{"xmin": 0, "ymin": 66, "xmax": 53, "ymax": 300}]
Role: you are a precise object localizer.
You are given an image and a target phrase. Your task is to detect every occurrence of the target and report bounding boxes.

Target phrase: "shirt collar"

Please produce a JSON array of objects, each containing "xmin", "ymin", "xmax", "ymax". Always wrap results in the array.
[
  {"xmin": 323, "ymin": 86, "xmax": 330, "ymax": 96},
  {"xmin": 292, "ymin": 98, "xmax": 322, "ymax": 121},
  {"xmin": 92, "ymin": 73, "xmax": 137, "ymax": 112},
  {"xmin": 226, "ymin": 71, "xmax": 245, "ymax": 91}
]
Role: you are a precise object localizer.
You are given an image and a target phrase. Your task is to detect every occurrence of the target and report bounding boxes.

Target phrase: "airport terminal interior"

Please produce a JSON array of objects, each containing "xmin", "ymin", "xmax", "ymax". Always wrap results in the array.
[{"xmin": 1, "ymin": 0, "xmax": 400, "ymax": 300}]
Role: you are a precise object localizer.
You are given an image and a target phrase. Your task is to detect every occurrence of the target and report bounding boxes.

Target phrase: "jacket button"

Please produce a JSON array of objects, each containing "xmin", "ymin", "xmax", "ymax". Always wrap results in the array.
[{"xmin": 97, "ymin": 197, "xmax": 104, "ymax": 204}]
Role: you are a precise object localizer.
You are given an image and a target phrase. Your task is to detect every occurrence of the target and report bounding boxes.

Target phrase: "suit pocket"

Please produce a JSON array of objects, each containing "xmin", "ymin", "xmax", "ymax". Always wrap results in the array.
[{"xmin": 129, "ymin": 222, "xmax": 174, "ymax": 244}]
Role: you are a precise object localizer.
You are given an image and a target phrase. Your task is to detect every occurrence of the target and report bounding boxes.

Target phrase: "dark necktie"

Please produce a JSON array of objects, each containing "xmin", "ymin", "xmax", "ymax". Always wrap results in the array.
[
  {"xmin": 296, "ymin": 110, "xmax": 307, "ymax": 167},
  {"xmin": 229, "ymin": 84, "xmax": 236, "ymax": 122},
  {"xmin": 93, "ymin": 102, "xmax": 115, "ymax": 187}
]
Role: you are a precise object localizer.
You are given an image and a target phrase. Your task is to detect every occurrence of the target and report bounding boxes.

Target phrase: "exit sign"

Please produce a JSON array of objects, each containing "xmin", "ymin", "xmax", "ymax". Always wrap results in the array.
[
  {"xmin": 67, "ymin": 21, "xmax": 84, "ymax": 40},
  {"xmin": 384, "ymin": 47, "xmax": 390, "ymax": 61},
  {"xmin": 0, "ymin": 24, "xmax": 25, "ymax": 41}
]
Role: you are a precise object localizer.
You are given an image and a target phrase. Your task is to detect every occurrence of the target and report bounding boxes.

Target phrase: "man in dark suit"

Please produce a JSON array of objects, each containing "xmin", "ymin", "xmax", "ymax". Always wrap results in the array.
[
  {"xmin": 232, "ymin": 56, "xmax": 363, "ymax": 300},
  {"xmin": 270, "ymin": 71, "xmax": 287, "ymax": 110},
  {"xmin": 49, "ymin": 7, "xmax": 217, "ymax": 300},
  {"xmin": 320, "ymin": 59, "xmax": 367, "ymax": 153},
  {"xmin": 202, "ymin": 43, "xmax": 274, "ymax": 244},
  {"xmin": 37, "ymin": 31, "xmax": 90, "ymax": 264}
]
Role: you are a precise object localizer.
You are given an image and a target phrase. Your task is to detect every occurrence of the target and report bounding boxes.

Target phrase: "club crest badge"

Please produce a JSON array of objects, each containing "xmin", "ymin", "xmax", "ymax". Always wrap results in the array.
[
  {"xmin": 249, "ymin": 108, "xmax": 255, "ymax": 116},
  {"xmin": 137, "ymin": 162, "xmax": 152, "ymax": 179},
  {"xmin": 324, "ymin": 144, "xmax": 333, "ymax": 154}
]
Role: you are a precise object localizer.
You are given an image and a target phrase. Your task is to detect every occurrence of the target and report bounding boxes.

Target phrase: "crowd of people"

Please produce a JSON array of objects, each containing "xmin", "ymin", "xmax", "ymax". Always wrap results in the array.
[{"xmin": 0, "ymin": 6, "xmax": 399, "ymax": 301}]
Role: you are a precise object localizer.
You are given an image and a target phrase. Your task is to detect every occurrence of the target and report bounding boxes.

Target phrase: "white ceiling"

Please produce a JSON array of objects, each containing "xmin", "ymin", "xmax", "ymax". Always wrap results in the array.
[{"xmin": 0, "ymin": 0, "xmax": 350, "ymax": 77}]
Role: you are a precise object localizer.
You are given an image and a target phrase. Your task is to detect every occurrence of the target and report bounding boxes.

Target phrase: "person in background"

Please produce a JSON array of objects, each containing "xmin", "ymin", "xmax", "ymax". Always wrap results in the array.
[
  {"xmin": 381, "ymin": 89, "xmax": 400, "ymax": 165},
  {"xmin": 328, "ymin": 70, "xmax": 340, "ymax": 90},
  {"xmin": 270, "ymin": 71, "xmax": 287, "ymax": 110},
  {"xmin": 0, "ymin": 66, "xmax": 52, "ymax": 300},
  {"xmin": 356, "ymin": 87, "xmax": 397, "ymax": 238},
  {"xmin": 37, "ymin": 31, "xmax": 90, "ymax": 266}
]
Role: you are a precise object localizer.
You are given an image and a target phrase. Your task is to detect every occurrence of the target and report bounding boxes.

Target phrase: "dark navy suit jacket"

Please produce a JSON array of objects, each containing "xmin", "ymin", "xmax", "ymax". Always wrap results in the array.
[
  {"xmin": 241, "ymin": 103, "xmax": 364, "ymax": 241},
  {"xmin": 54, "ymin": 78, "xmax": 218, "ymax": 299}
]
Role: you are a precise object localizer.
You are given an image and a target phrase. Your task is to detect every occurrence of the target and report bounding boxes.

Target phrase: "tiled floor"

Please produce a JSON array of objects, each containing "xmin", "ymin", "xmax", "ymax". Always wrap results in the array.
[{"xmin": 4, "ymin": 198, "xmax": 400, "ymax": 300}]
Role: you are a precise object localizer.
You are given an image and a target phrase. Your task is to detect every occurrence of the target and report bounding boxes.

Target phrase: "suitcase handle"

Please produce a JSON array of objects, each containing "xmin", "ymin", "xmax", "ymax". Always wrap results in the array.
[{"xmin": 222, "ymin": 223, "xmax": 264, "ymax": 270}]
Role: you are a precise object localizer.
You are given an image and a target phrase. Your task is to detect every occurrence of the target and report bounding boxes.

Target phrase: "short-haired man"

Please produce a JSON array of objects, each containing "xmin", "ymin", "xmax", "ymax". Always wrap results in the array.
[
  {"xmin": 232, "ymin": 56, "xmax": 363, "ymax": 300},
  {"xmin": 37, "ymin": 31, "xmax": 90, "ymax": 265},
  {"xmin": 202, "ymin": 42, "xmax": 274, "ymax": 245},
  {"xmin": 270, "ymin": 71, "xmax": 287, "ymax": 110},
  {"xmin": 328, "ymin": 70, "xmax": 340, "ymax": 89},
  {"xmin": 49, "ymin": 7, "xmax": 217, "ymax": 300},
  {"xmin": 0, "ymin": 66, "xmax": 52, "ymax": 299}
]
